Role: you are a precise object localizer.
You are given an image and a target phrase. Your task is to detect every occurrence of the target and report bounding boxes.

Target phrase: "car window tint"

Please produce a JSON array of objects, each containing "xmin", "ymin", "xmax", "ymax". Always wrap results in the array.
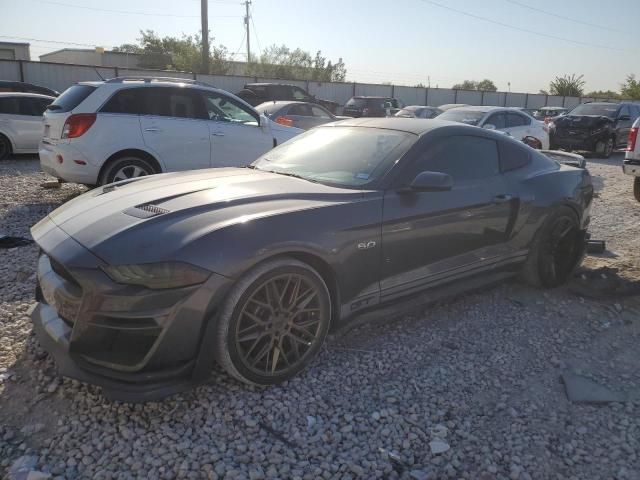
[
  {"xmin": 101, "ymin": 88, "xmax": 145, "ymax": 114},
  {"xmin": 632, "ymin": 106, "xmax": 640, "ymax": 118},
  {"xmin": 271, "ymin": 85, "xmax": 289, "ymax": 99},
  {"xmin": 311, "ymin": 105, "xmax": 331, "ymax": 118},
  {"xmin": 288, "ymin": 104, "xmax": 312, "ymax": 116},
  {"xmin": 203, "ymin": 91, "xmax": 258, "ymax": 125},
  {"xmin": 619, "ymin": 105, "xmax": 630, "ymax": 117},
  {"xmin": 30, "ymin": 98, "xmax": 53, "ymax": 115},
  {"xmin": 291, "ymin": 87, "xmax": 308, "ymax": 100},
  {"xmin": 49, "ymin": 85, "xmax": 96, "ymax": 113},
  {"xmin": 412, "ymin": 135, "xmax": 500, "ymax": 182},
  {"xmin": 486, "ymin": 112, "xmax": 506, "ymax": 129},
  {"xmin": 17, "ymin": 98, "xmax": 41, "ymax": 115},
  {"xmin": 507, "ymin": 113, "xmax": 530, "ymax": 127},
  {"xmin": 138, "ymin": 88, "xmax": 202, "ymax": 119},
  {"xmin": 0, "ymin": 97, "xmax": 20, "ymax": 114},
  {"xmin": 498, "ymin": 139, "xmax": 531, "ymax": 172}
]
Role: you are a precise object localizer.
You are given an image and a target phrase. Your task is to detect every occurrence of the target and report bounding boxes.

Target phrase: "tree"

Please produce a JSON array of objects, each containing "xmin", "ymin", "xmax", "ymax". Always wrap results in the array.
[
  {"xmin": 247, "ymin": 44, "xmax": 347, "ymax": 82},
  {"xmin": 114, "ymin": 30, "xmax": 229, "ymax": 74},
  {"xmin": 452, "ymin": 79, "xmax": 497, "ymax": 91},
  {"xmin": 548, "ymin": 74, "xmax": 585, "ymax": 97},
  {"xmin": 586, "ymin": 90, "xmax": 620, "ymax": 99},
  {"xmin": 621, "ymin": 74, "xmax": 640, "ymax": 100}
]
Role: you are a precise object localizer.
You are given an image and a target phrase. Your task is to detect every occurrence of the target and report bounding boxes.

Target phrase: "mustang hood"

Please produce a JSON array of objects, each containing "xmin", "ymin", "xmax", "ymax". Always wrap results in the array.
[
  {"xmin": 34, "ymin": 168, "xmax": 359, "ymax": 264},
  {"xmin": 554, "ymin": 115, "xmax": 612, "ymax": 129}
]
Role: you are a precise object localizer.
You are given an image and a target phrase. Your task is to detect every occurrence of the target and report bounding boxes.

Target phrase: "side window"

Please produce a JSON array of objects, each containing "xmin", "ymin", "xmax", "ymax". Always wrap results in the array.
[
  {"xmin": 506, "ymin": 113, "xmax": 530, "ymax": 127},
  {"xmin": 0, "ymin": 97, "xmax": 20, "ymax": 114},
  {"xmin": 632, "ymin": 106, "xmax": 640, "ymax": 119},
  {"xmin": 101, "ymin": 88, "xmax": 145, "ymax": 115},
  {"xmin": 139, "ymin": 88, "xmax": 203, "ymax": 119},
  {"xmin": 498, "ymin": 140, "xmax": 531, "ymax": 172},
  {"xmin": 271, "ymin": 86, "xmax": 289, "ymax": 99},
  {"xmin": 202, "ymin": 91, "xmax": 258, "ymax": 125},
  {"xmin": 30, "ymin": 98, "xmax": 53, "ymax": 115},
  {"xmin": 619, "ymin": 105, "xmax": 631, "ymax": 118},
  {"xmin": 17, "ymin": 98, "xmax": 38, "ymax": 116},
  {"xmin": 311, "ymin": 106, "xmax": 331, "ymax": 118},
  {"xmin": 408, "ymin": 135, "xmax": 500, "ymax": 183},
  {"xmin": 288, "ymin": 104, "xmax": 312, "ymax": 116},
  {"xmin": 291, "ymin": 87, "xmax": 309, "ymax": 101},
  {"xmin": 485, "ymin": 112, "xmax": 506, "ymax": 129}
]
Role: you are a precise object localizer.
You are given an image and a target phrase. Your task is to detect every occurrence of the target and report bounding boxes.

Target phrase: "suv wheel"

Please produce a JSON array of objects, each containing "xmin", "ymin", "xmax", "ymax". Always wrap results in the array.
[
  {"xmin": 215, "ymin": 258, "xmax": 331, "ymax": 386},
  {"xmin": 100, "ymin": 156, "xmax": 156, "ymax": 185},
  {"xmin": 634, "ymin": 177, "xmax": 640, "ymax": 202},
  {"xmin": 0, "ymin": 134, "xmax": 12, "ymax": 160},
  {"xmin": 595, "ymin": 137, "xmax": 614, "ymax": 158}
]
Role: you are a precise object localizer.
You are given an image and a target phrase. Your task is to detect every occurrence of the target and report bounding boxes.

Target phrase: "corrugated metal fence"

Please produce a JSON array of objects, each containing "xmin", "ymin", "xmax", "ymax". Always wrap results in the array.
[{"xmin": 1, "ymin": 59, "xmax": 635, "ymax": 110}]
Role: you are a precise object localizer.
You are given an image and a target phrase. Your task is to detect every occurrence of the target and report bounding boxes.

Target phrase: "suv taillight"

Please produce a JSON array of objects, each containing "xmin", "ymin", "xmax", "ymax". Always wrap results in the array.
[
  {"xmin": 62, "ymin": 113, "xmax": 96, "ymax": 139},
  {"xmin": 627, "ymin": 127, "xmax": 638, "ymax": 152}
]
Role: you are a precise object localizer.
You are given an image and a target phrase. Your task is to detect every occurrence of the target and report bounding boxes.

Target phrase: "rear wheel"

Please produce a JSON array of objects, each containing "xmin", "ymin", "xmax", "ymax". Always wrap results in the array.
[
  {"xmin": 215, "ymin": 258, "xmax": 331, "ymax": 386},
  {"xmin": 99, "ymin": 156, "xmax": 156, "ymax": 185},
  {"xmin": 0, "ymin": 134, "xmax": 12, "ymax": 160},
  {"xmin": 634, "ymin": 177, "xmax": 640, "ymax": 202},
  {"xmin": 521, "ymin": 206, "xmax": 584, "ymax": 288}
]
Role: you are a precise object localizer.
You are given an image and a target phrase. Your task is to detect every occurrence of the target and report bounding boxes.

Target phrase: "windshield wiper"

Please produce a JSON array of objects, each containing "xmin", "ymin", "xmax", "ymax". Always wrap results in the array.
[{"xmin": 260, "ymin": 169, "xmax": 319, "ymax": 183}]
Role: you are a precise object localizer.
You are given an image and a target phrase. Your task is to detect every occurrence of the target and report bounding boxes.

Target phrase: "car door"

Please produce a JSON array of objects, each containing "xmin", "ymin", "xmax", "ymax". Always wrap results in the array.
[
  {"xmin": 380, "ymin": 134, "xmax": 515, "ymax": 300},
  {"xmin": 17, "ymin": 97, "xmax": 51, "ymax": 150},
  {"xmin": 504, "ymin": 112, "xmax": 532, "ymax": 141},
  {"xmin": 139, "ymin": 87, "xmax": 211, "ymax": 172},
  {"xmin": 200, "ymin": 90, "xmax": 273, "ymax": 167},
  {"xmin": 616, "ymin": 105, "xmax": 634, "ymax": 148}
]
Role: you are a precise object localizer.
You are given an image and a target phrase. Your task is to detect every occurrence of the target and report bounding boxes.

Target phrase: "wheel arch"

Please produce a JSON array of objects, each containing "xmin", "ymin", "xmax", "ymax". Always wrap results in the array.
[
  {"xmin": 98, "ymin": 148, "xmax": 162, "ymax": 181},
  {"xmin": 0, "ymin": 130, "xmax": 16, "ymax": 151}
]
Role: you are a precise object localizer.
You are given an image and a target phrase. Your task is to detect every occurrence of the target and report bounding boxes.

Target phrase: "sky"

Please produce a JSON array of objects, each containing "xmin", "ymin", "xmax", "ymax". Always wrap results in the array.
[{"xmin": 1, "ymin": 0, "xmax": 639, "ymax": 94}]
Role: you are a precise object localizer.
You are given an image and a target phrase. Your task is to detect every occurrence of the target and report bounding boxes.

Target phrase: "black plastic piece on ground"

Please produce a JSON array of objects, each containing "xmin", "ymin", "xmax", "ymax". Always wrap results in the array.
[
  {"xmin": 0, "ymin": 235, "xmax": 34, "ymax": 248},
  {"xmin": 586, "ymin": 239, "xmax": 606, "ymax": 254}
]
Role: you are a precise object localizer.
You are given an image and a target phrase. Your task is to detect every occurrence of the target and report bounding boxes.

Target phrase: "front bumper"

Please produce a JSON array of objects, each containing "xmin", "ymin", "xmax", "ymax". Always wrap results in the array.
[{"xmin": 29, "ymin": 220, "xmax": 232, "ymax": 401}]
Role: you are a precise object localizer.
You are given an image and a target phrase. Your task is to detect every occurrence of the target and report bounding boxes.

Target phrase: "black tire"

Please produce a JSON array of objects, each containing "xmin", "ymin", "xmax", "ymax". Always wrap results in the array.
[
  {"xmin": 0, "ymin": 134, "xmax": 12, "ymax": 160},
  {"xmin": 594, "ymin": 136, "xmax": 614, "ymax": 158},
  {"xmin": 215, "ymin": 258, "xmax": 331, "ymax": 386},
  {"xmin": 634, "ymin": 177, "xmax": 640, "ymax": 203},
  {"xmin": 99, "ymin": 156, "xmax": 156, "ymax": 185},
  {"xmin": 520, "ymin": 206, "xmax": 585, "ymax": 288}
]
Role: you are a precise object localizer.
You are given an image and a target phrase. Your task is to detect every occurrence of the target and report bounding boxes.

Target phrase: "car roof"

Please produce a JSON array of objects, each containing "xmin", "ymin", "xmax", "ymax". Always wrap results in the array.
[
  {"xmin": 326, "ymin": 117, "xmax": 464, "ymax": 135},
  {"xmin": 245, "ymin": 83, "xmax": 298, "ymax": 87},
  {"xmin": 352, "ymin": 96, "xmax": 393, "ymax": 99},
  {"xmin": 583, "ymin": 102, "xmax": 620, "ymax": 106},
  {"xmin": 257, "ymin": 100, "xmax": 315, "ymax": 107},
  {"xmin": 0, "ymin": 92, "xmax": 55, "ymax": 99}
]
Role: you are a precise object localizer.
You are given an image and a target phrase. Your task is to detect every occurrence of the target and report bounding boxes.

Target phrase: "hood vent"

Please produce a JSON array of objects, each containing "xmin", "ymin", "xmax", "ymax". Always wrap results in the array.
[{"xmin": 123, "ymin": 203, "xmax": 171, "ymax": 219}]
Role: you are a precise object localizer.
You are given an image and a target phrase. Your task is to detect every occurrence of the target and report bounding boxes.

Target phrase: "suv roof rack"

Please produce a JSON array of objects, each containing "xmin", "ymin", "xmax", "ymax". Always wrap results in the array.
[{"xmin": 105, "ymin": 76, "xmax": 215, "ymax": 88}]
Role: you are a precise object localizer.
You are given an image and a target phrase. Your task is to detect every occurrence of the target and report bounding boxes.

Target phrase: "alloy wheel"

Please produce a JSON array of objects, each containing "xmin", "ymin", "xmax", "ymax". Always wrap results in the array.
[
  {"xmin": 112, "ymin": 165, "xmax": 150, "ymax": 182},
  {"xmin": 234, "ymin": 273, "xmax": 325, "ymax": 376},
  {"xmin": 545, "ymin": 216, "xmax": 580, "ymax": 283}
]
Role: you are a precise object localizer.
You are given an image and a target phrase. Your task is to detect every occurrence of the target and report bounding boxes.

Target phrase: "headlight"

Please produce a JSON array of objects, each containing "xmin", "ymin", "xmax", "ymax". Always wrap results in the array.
[{"xmin": 102, "ymin": 262, "xmax": 210, "ymax": 289}]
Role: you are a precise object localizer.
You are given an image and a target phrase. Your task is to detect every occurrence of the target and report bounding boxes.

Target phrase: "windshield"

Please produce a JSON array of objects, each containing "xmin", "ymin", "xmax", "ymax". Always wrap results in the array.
[
  {"xmin": 252, "ymin": 126, "xmax": 414, "ymax": 188},
  {"xmin": 569, "ymin": 104, "xmax": 618, "ymax": 118},
  {"xmin": 437, "ymin": 109, "xmax": 485, "ymax": 126}
]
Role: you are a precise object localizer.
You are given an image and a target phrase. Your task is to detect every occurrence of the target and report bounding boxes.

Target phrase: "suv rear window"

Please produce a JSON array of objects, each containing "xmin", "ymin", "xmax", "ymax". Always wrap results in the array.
[
  {"xmin": 48, "ymin": 85, "xmax": 96, "ymax": 113},
  {"xmin": 345, "ymin": 98, "xmax": 366, "ymax": 108}
]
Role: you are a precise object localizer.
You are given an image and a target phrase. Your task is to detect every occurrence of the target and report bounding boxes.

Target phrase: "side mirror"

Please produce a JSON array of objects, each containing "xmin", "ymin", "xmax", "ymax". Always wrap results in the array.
[
  {"xmin": 259, "ymin": 113, "xmax": 270, "ymax": 131},
  {"xmin": 407, "ymin": 171, "xmax": 453, "ymax": 192},
  {"xmin": 483, "ymin": 123, "xmax": 496, "ymax": 130},
  {"xmin": 618, "ymin": 115, "xmax": 631, "ymax": 121}
]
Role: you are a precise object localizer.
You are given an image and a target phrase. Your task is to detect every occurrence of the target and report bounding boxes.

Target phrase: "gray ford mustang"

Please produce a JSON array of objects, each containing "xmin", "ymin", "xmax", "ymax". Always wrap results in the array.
[{"xmin": 30, "ymin": 118, "xmax": 593, "ymax": 401}]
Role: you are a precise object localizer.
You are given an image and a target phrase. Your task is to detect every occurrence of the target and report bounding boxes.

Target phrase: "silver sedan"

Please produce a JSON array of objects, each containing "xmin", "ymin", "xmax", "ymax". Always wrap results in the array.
[{"xmin": 256, "ymin": 101, "xmax": 349, "ymax": 130}]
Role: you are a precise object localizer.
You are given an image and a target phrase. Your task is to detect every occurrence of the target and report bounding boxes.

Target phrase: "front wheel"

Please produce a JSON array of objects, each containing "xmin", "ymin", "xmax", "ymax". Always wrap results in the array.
[
  {"xmin": 521, "ymin": 206, "xmax": 585, "ymax": 288},
  {"xmin": 634, "ymin": 177, "xmax": 640, "ymax": 202},
  {"xmin": 214, "ymin": 258, "xmax": 331, "ymax": 385},
  {"xmin": 594, "ymin": 137, "xmax": 614, "ymax": 158}
]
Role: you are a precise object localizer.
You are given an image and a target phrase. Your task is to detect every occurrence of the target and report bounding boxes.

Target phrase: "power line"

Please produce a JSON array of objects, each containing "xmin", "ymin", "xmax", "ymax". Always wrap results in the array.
[
  {"xmin": 249, "ymin": 5, "xmax": 262, "ymax": 57},
  {"xmin": 505, "ymin": 0, "xmax": 618, "ymax": 32},
  {"xmin": 27, "ymin": 0, "xmax": 242, "ymax": 18},
  {"xmin": 416, "ymin": 0, "xmax": 630, "ymax": 52},
  {"xmin": 0, "ymin": 35, "xmax": 112, "ymax": 48}
]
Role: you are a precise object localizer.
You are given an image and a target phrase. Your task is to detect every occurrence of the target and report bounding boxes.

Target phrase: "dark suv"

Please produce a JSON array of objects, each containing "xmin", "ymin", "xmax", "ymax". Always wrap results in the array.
[
  {"xmin": 0, "ymin": 80, "xmax": 59, "ymax": 97},
  {"xmin": 550, "ymin": 102, "xmax": 640, "ymax": 158},
  {"xmin": 235, "ymin": 83, "xmax": 339, "ymax": 113},
  {"xmin": 342, "ymin": 96, "xmax": 402, "ymax": 118}
]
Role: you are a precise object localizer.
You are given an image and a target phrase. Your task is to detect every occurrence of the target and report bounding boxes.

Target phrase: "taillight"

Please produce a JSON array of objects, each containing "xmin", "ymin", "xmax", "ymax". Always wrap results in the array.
[
  {"xmin": 627, "ymin": 127, "xmax": 638, "ymax": 152},
  {"xmin": 274, "ymin": 116, "xmax": 293, "ymax": 127},
  {"xmin": 62, "ymin": 113, "xmax": 96, "ymax": 139}
]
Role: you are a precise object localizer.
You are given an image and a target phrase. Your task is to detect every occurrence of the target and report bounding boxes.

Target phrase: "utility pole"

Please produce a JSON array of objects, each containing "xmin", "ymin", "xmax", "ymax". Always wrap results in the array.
[
  {"xmin": 427, "ymin": 76, "xmax": 431, "ymax": 88},
  {"xmin": 201, "ymin": 0, "xmax": 209, "ymax": 73},
  {"xmin": 244, "ymin": 0, "xmax": 251, "ymax": 62}
]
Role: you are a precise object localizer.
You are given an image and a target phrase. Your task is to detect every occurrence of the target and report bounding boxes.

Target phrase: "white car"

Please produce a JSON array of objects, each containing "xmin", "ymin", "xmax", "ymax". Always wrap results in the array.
[
  {"xmin": 623, "ymin": 117, "xmax": 640, "ymax": 202},
  {"xmin": 437, "ymin": 106, "xmax": 549, "ymax": 149},
  {"xmin": 39, "ymin": 77, "xmax": 303, "ymax": 185},
  {"xmin": 0, "ymin": 92, "xmax": 54, "ymax": 160}
]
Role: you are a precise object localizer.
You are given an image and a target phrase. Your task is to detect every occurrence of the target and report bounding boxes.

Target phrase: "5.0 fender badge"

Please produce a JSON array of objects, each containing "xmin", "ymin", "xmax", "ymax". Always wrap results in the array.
[{"xmin": 357, "ymin": 241, "xmax": 377, "ymax": 250}]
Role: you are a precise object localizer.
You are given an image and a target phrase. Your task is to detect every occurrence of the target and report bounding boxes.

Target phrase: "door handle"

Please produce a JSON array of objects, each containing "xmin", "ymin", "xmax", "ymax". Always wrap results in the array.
[
  {"xmin": 211, "ymin": 131, "xmax": 225, "ymax": 137},
  {"xmin": 144, "ymin": 127, "xmax": 160, "ymax": 132},
  {"xmin": 493, "ymin": 194, "xmax": 513, "ymax": 203}
]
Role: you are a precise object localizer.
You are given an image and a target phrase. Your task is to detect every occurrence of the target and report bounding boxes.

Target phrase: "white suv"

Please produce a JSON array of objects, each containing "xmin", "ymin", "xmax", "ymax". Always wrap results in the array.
[
  {"xmin": 39, "ymin": 77, "xmax": 303, "ymax": 185},
  {"xmin": 0, "ymin": 93, "xmax": 54, "ymax": 160}
]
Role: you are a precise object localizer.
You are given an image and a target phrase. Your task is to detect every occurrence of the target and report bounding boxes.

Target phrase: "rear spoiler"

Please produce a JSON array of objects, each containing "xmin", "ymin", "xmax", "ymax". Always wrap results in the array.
[{"xmin": 540, "ymin": 150, "xmax": 586, "ymax": 169}]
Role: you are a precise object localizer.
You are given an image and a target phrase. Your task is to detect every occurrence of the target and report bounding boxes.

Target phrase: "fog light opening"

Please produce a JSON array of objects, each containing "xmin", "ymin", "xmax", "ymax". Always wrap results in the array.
[{"xmin": 56, "ymin": 154, "xmax": 64, "ymax": 164}]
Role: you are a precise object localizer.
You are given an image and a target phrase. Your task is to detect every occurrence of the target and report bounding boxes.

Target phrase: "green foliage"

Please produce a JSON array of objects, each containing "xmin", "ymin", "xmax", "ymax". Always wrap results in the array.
[
  {"xmin": 247, "ymin": 45, "xmax": 347, "ymax": 82},
  {"xmin": 585, "ymin": 90, "xmax": 620, "ymax": 99},
  {"xmin": 451, "ymin": 79, "xmax": 497, "ymax": 92},
  {"xmin": 548, "ymin": 74, "xmax": 585, "ymax": 97},
  {"xmin": 114, "ymin": 30, "xmax": 229, "ymax": 74},
  {"xmin": 621, "ymin": 74, "xmax": 640, "ymax": 100}
]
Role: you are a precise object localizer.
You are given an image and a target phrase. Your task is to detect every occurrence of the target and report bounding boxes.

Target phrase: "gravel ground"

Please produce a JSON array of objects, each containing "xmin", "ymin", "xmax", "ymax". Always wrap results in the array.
[{"xmin": 1, "ymin": 154, "xmax": 639, "ymax": 480}]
